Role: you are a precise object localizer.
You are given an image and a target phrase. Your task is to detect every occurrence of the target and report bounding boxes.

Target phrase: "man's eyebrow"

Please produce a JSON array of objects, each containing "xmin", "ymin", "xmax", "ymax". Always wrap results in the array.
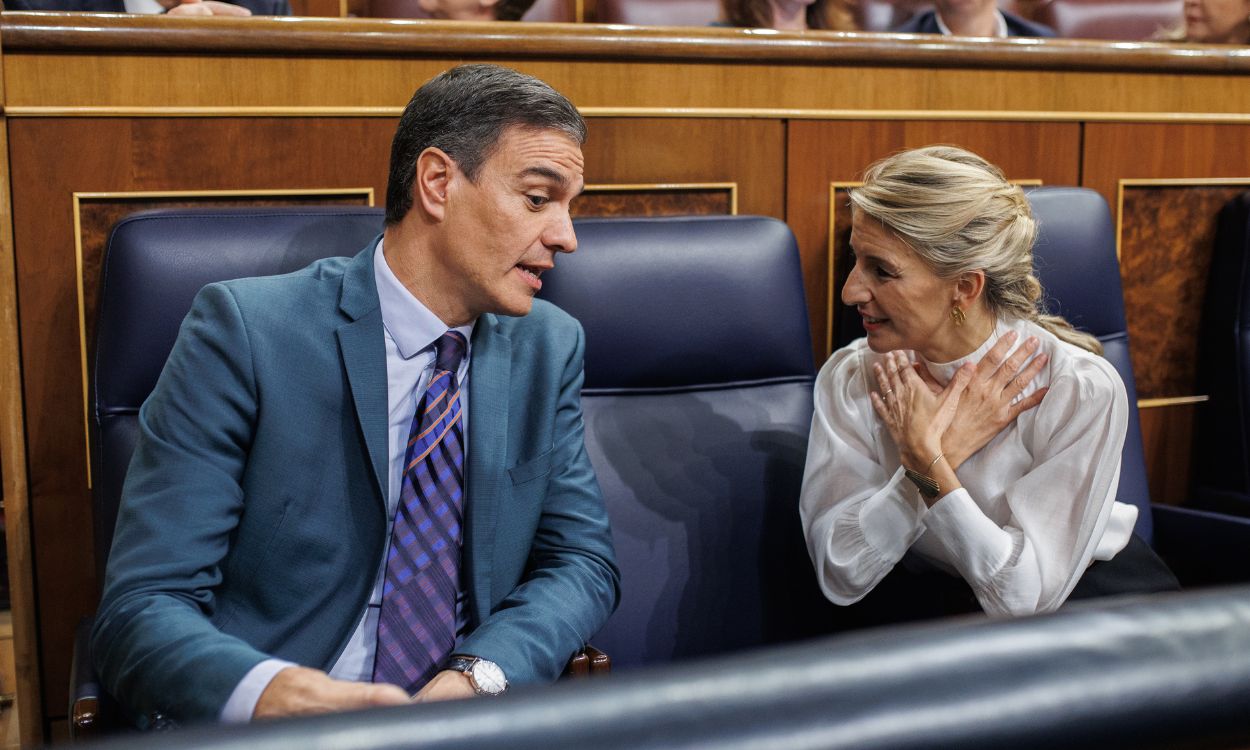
[{"xmin": 519, "ymin": 166, "xmax": 567, "ymax": 186}]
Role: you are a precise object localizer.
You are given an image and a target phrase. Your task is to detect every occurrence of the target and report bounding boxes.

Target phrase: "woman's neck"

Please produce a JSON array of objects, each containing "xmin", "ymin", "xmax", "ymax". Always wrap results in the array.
[{"xmin": 918, "ymin": 310, "xmax": 997, "ymax": 364}]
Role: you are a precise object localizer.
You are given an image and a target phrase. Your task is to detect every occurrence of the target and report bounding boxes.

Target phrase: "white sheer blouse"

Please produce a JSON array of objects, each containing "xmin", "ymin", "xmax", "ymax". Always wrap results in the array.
[{"xmin": 799, "ymin": 316, "xmax": 1138, "ymax": 616}]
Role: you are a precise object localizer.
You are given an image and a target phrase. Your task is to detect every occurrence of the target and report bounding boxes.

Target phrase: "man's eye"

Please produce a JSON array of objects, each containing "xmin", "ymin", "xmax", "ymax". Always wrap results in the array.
[{"xmin": 526, "ymin": 195, "xmax": 550, "ymax": 208}]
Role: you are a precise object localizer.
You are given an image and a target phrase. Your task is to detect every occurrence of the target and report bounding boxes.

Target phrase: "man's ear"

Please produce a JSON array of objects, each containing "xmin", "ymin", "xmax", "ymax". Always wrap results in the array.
[
  {"xmin": 415, "ymin": 147, "xmax": 455, "ymax": 222},
  {"xmin": 954, "ymin": 270, "xmax": 986, "ymax": 308}
]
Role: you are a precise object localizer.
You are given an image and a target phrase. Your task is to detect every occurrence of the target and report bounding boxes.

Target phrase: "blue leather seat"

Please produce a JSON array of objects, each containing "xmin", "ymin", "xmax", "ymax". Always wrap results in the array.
[
  {"xmin": 540, "ymin": 216, "xmax": 836, "ymax": 668},
  {"xmin": 1026, "ymin": 187, "xmax": 1153, "ymax": 540},
  {"xmin": 81, "ymin": 206, "xmax": 388, "ymax": 735},
  {"xmin": 81, "ymin": 208, "xmax": 835, "ymax": 727},
  {"xmin": 1021, "ymin": 188, "xmax": 1250, "ymax": 585},
  {"xmin": 91, "ymin": 207, "xmax": 388, "ymax": 578}
]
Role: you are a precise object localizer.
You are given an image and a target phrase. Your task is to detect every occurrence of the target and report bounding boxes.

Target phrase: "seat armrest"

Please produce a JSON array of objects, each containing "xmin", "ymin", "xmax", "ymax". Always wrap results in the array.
[
  {"xmin": 1153, "ymin": 503, "xmax": 1250, "ymax": 587},
  {"xmin": 562, "ymin": 645, "xmax": 611, "ymax": 677}
]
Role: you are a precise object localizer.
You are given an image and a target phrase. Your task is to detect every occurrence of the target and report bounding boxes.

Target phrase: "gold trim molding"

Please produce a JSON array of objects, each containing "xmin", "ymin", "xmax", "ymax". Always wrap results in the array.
[
  {"xmin": 1137, "ymin": 395, "xmax": 1209, "ymax": 408},
  {"xmin": 72, "ymin": 187, "xmax": 376, "ymax": 487}
]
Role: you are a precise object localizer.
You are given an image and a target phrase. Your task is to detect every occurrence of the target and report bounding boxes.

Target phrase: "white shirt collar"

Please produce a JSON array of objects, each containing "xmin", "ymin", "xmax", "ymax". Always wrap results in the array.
[
  {"xmin": 372, "ymin": 238, "xmax": 474, "ymax": 360},
  {"xmin": 918, "ymin": 317, "xmax": 1030, "ymax": 385},
  {"xmin": 124, "ymin": 0, "xmax": 167, "ymax": 12},
  {"xmin": 935, "ymin": 9, "xmax": 1010, "ymax": 37}
]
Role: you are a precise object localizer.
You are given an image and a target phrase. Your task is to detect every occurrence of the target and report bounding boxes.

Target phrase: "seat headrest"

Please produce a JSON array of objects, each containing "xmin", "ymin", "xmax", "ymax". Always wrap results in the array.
[
  {"xmin": 540, "ymin": 215, "xmax": 815, "ymax": 390},
  {"xmin": 1027, "ymin": 187, "xmax": 1127, "ymax": 337}
]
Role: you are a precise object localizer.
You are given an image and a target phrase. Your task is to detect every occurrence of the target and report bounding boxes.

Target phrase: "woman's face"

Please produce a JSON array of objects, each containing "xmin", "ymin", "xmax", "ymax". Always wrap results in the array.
[
  {"xmin": 842, "ymin": 210, "xmax": 959, "ymax": 357},
  {"xmin": 1184, "ymin": 0, "xmax": 1250, "ymax": 43}
]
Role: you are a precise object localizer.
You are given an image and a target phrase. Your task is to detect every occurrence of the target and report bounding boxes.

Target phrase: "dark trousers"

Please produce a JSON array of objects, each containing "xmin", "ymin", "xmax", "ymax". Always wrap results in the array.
[{"xmin": 831, "ymin": 533, "xmax": 1180, "ymax": 632}]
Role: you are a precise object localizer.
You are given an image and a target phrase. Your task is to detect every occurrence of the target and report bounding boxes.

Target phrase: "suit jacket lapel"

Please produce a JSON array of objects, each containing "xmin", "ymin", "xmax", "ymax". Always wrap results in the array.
[
  {"xmin": 336, "ymin": 240, "xmax": 389, "ymax": 512},
  {"xmin": 465, "ymin": 313, "xmax": 510, "ymax": 623}
]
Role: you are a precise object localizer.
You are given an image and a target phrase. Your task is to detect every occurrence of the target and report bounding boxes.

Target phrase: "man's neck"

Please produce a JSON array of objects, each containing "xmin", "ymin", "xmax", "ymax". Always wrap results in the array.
[
  {"xmin": 381, "ymin": 225, "xmax": 476, "ymax": 328},
  {"xmin": 938, "ymin": 8, "xmax": 1002, "ymax": 37}
]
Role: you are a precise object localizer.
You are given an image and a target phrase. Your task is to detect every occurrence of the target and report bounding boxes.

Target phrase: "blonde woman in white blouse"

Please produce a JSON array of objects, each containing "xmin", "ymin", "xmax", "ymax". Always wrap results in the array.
[{"xmin": 800, "ymin": 146, "xmax": 1177, "ymax": 623}]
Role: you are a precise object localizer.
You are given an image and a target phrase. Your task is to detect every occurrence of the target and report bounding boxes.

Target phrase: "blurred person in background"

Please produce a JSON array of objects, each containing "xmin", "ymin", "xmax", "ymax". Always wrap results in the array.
[
  {"xmin": 3, "ymin": 0, "xmax": 288, "ymax": 15},
  {"xmin": 1158, "ymin": 0, "xmax": 1250, "ymax": 42},
  {"xmin": 893, "ymin": 0, "xmax": 1054, "ymax": 37},
  {"xmin": 417, "ymin": 0, "xmax": 535, "ymax": 19},
  {"xmin": 719, "ymin": 0, "xmax": 858, "ymax": 31}
]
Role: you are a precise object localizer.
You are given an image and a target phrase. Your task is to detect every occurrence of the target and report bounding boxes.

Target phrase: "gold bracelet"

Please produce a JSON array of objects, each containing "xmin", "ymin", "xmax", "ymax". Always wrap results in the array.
[{"xmin": 926, "ymin": 452, "xmax": 945, "ymax": 472}]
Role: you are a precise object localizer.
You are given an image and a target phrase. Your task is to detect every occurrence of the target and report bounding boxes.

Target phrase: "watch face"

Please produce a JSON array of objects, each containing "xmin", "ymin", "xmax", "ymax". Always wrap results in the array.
[{"xmin": 471, "ymin": 660, "xmax": 508, "ymax": 695}]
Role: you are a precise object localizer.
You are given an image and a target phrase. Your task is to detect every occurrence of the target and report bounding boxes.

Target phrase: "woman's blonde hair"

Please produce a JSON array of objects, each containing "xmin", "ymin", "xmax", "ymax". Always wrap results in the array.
[{"xmin": 849, "ymin": 145, "xmax": 1102, "ymax": 355}]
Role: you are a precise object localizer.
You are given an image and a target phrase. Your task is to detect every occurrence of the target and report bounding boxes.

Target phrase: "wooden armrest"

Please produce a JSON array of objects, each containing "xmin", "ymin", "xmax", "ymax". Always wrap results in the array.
[{"xmin": 562, "ymin": 644, "xmax": 611, "ymax": 677}]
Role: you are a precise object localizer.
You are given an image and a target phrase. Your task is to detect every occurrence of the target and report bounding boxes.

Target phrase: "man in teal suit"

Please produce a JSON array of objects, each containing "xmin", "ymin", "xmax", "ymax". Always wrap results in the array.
[{"xmin": 92, "ymin": 64, "xmax": 620, "ymax": 727}]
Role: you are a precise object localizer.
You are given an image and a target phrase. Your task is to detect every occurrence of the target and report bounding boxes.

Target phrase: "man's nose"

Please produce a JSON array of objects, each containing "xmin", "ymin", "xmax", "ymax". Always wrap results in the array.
[{"xmin": 545, "ymin": 210, "xmax": 578, "ymax": 254}]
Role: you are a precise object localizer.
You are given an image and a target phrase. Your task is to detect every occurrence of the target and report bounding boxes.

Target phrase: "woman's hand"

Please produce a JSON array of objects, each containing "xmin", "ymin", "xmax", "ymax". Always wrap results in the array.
[
  {"xmin": 915, "ymin": 331, "xmax": 1049, "ymax": 471},
  {"xmin": 870, "ymin": 350, "xmax": 973, "ymax": 473}
]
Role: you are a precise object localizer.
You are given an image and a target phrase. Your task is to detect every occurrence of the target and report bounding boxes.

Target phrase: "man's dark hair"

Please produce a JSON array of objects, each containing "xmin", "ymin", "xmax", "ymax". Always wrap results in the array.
[
  {"xmin": 493, "ymin": 0, "xmax": 537, "ymax": 20},
  {"xmin": 385, "ymin": 64, "xmax": 587, "ymax": 225}
]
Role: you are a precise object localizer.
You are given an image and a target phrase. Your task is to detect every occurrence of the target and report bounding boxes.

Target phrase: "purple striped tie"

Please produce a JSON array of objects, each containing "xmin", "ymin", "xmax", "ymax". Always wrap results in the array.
[{"xmin": 373, "ymin": 330, "xmax": 467, "ymax": 693}]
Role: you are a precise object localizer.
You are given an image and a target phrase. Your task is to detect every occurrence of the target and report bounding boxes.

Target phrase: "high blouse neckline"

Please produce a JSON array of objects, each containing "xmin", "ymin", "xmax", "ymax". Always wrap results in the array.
[{"xmin": 918, "ymin": 317, "xmax": 1019, "ymax": 385}]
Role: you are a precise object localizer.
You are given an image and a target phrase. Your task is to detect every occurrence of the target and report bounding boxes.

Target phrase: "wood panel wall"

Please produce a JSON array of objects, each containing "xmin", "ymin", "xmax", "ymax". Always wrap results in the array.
[{"xmin": 3, "ymin": 15, "xmax": 1250, "ymax": 741}]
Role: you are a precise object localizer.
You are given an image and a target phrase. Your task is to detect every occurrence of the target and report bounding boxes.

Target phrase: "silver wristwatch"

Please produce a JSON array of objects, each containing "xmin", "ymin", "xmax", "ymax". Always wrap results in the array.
[{"xmin": 446, "ymin": 655, "xmax": 508, "ymax": 696}]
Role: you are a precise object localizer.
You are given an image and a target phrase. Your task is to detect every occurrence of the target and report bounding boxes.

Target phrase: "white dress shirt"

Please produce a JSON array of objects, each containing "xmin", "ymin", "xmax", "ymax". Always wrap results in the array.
[
  {"xmin": 799, "ymin": 316, "xmax": 1137, "ymax": 618},
  {"xmin": 221, "ymin": 239, "xmax": 474, "ymax": 721}
]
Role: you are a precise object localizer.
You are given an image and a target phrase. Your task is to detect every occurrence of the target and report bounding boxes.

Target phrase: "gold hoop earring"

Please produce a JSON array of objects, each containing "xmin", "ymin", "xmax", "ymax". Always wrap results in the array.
[{"xmin": 950, "ymin": 306, "xmax": 966, "ymax": 327}]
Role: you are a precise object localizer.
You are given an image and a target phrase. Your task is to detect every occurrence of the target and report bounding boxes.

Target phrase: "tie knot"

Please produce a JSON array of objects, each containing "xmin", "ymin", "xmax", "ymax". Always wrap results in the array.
[{"xmin": 434, "ymin": 330, "xmax": 467, "ymax": 374}]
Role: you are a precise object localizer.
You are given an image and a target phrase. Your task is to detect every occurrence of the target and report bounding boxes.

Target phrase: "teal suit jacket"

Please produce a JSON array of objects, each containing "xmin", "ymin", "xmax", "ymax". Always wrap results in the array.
[{"xmin": 91, "ymin": 242, "xmax": 620, "ymax": 726}]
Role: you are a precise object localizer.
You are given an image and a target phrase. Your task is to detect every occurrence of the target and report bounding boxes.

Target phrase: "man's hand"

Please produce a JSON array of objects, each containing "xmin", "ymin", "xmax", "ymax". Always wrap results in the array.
[
  {"xmin": 163, "ymin": 0, "xmax": 254, "ymax": 16},
  {"xmin": 410, "ymin": 670, "xmax": 477, "ymax": 704},
  {"xmin": 253, "ymin": 666, "xmax": 410, "ymax": 720}
]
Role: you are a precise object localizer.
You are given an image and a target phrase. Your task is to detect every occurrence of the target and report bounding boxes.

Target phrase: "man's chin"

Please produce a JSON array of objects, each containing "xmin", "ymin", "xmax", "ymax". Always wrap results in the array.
[{"xmin": 494, "ymin": 296, "xmax": 536, "ymax": 319}]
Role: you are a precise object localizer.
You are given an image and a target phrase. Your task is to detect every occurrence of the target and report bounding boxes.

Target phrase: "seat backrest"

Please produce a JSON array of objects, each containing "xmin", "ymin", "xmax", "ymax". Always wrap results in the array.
[
  {"xmin": 1026, "ymin": 187, "xmax": 1152, "ymax": 541},
  {"xmin": 1032, "ymin": 0, "xmax": 1181, "ymax": 39},
  {"xmin": 595, "ymin": 0, "xmax": 720, "ymax": 26},
  {"xmin": 835, "ymin": 187, "xmax": 1152, "ymax": 542},
  {"xmin": 91, "ymin": 207, "xmax": 387, "ymax": 577},
  {"xmin": 362, "ymin": 0, "xmax": 574, "ymax": 20},
  {"xmin": 538, "ymin": 216, "xmax": 835, "ymax": 668},
  {"xmin": 1191, "ymin": 191, "xmax": 1250, "ymax": 512}
]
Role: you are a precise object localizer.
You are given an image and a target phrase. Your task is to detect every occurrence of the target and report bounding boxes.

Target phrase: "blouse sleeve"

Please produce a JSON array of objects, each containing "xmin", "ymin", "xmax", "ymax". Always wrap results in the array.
[
  {"xmin": 799, "ymin": 345, "xmax": 930, "ymax": 605},
  {"xmin": 921, "ymin": 353, "xmax": 1130, "ymax": 615}
]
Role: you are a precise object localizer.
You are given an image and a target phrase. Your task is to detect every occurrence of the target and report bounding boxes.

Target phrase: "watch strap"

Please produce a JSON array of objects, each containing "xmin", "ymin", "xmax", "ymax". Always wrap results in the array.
[{"xmin": 904, "ymin": 467, "xmax": 941, "ymax": 499}]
